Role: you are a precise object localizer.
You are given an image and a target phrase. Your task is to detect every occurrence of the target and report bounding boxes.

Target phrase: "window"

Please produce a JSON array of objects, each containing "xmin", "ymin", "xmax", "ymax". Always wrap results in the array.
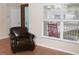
[
  {"xmin": 42, "ymin": 3, "xmax": 79, "ymax": 43},
  {"xmin": 63, "ymin": 21, "xmax": 79, "ymax": 41}
]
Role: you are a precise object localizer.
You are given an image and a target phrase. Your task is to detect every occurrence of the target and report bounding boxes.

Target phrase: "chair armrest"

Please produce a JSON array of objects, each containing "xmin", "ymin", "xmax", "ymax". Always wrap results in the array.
[
  {"xmin": 27, "ymin": 32, "xmax": 35, "ymax": 39},
  {"xmin": 9, "ymin": 33, "xmax": 16, "ymax": 40}
]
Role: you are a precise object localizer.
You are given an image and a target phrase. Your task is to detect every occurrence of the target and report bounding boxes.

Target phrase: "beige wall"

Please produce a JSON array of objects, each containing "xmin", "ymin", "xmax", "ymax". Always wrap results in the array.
[
  {"xmin": 29, "ymin": 3, "xmax": 79, "ymax": 54},
  {"xmin": 0, "ymin": 4, "xmax": 20, "ymax": 39},
  {"xmin": 9, "ymin": 4, "xmax": 21, "ymax": 27},
  {"xmin": 0, "ymin": 4, "xmax": 10, "ymax": 39}
]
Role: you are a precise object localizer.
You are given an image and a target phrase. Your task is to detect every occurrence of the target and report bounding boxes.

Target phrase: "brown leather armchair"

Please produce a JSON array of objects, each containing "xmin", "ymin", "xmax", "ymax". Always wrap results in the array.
[{"xmin": 9, "ymin": 27, "xmax": 35, "ymax": 53}]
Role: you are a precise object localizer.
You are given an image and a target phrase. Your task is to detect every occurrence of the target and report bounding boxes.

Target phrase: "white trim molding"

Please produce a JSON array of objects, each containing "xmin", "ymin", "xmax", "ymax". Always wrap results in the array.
[
  {"xmin": 36, "ymin": 43, "xmax": 79, "ymax": 55},
  {"xmin": 0, "ymin": 35, "xmax": 9, "ymax": 40}
]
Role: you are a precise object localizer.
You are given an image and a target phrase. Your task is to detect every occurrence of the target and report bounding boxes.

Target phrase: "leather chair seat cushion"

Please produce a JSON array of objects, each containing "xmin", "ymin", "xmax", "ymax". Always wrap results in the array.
[{"xmin": 16, "ymin": 38, "xmax": 30, "ymax": 48}]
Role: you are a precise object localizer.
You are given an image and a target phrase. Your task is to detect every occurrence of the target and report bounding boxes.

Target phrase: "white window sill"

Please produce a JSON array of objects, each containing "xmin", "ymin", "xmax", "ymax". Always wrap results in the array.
[{"xmin": 41, "ymin": 35, "xmax": 79, "ymax": 44}]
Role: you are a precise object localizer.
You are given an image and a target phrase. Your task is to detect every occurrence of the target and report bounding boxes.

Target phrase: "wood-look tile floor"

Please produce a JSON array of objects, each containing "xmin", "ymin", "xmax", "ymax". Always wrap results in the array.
[{"xmin": 0, "ymin": 38, "xmax": 71, "ymax": 55}]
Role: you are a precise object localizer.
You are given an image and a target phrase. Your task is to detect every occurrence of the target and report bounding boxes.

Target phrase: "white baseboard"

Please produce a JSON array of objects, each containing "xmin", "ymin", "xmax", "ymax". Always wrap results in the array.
[
  {"xmin": 36, "ymin": 43, "xmax": 79, "ymax": 55},
  {"xmin": 0, "ymin": 35, "xmax": 9, "ymax": 40}
]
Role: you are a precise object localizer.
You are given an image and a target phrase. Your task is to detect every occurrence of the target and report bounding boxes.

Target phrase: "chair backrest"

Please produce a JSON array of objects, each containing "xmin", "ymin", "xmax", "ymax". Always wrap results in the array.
[{"xmin": 10, "ymin": 27, "xmax": 28, "ymax": 37}]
